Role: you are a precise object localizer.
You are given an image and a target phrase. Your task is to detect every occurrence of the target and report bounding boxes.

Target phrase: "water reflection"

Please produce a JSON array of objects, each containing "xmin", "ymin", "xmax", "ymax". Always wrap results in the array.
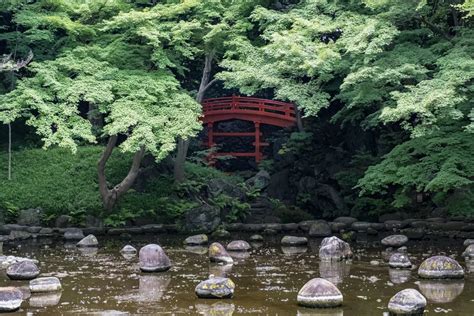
[
  {"xmin": 319, "ymin": 261, "xmax": 351, "ymax": 285},
  {"xmin": 381, "ymin": 249, "xmax": 395, "ymax": 262},
  {"xmin": 138, "ymin": 275, "xmax": 170, "ymax": 302},
  {"xmin": 297, "ymin": 308, "xmax": 343, "ymax": 315},
  {"xmin": 388, "ymin": 268, "xmax": 411, "ymax": 284},
  {"xmin": 29, "ymin": 291, "xmax": 62, "ymax": 307},
  {"xmin": 228, "ymin": 251, "xmax": 250, "ymax": 261},
  {"xmin": 185, "ymin": 246, "xmax": 208, "ymax": 255},
  {"xmin": 116, "ymin": 274, "xmax": 171, "ymax": 303},
  {"xmin": 209, "ymin": 264, "xmax": 233, "ymax": 278},
  {"xmin": 281, "ymin": 246, "xmax": 307, "ymax": 256},
  {"xmin": 121, "ymin": 252, "xmax": 136, "ymax": 260},
  {"xmin": 195, "ymin": 302, "xmax": 235, "ymax": 316},
  {"xmin": 18, "ymin": 285, "xmax": 31, "ymax": 300},
  {"xmin": 418, "ymin": 280, "xmax": 465, "ymax": 303},
  {"xmin": 465, "ymin": 259, "xmax": 474, "ymax": 273},
  {"xmin": 64, "ymin": 242, "xmax": 77, "ymax": 250},
  {"xmin": 78, "ymin": 247, "xmax": 98, "ymax": 257},
  {"xmin": 250, "ymin": 242, "xmax": 263, "ymax": 249}
]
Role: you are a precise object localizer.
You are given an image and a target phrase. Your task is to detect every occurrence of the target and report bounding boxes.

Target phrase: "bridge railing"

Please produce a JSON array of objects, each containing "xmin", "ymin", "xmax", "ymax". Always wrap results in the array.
[{"xmin": 202, "ymin": 96, "xmax": 296, "ymax": 119}]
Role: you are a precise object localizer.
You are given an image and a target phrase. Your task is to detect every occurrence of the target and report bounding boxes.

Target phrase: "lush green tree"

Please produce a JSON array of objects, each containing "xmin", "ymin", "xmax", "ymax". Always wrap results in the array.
[
  {"xmin": 219, "ymin": 0, "xmax": 473, "ymax": 215},
  {"xmin": 102, "ymin": 0, "xmax": 270, "ymax": 182},
  {"xmin": 1, "ymin": 0, "xmax": 473, "ymax": 218},
  {"xmin": 0, "ymin": 1, "xmax": 201, "ymax": 210}
]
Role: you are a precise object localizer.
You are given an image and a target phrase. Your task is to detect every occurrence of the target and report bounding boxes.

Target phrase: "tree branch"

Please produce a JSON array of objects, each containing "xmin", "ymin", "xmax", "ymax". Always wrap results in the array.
[
  {"xmin": 420, "ymin": 16, "xmax": 452, "ymax": 41},
  {"xmin": 114, "ymin": 145, "xmax": 146, "ymax": 195},
  {"xmin": 0, "ymin": 50, "xmax": 33, "ymax": 72},
  {"xmin": 202, "ymin": 78, "xmax": 218, "ymax": 94},
  {"xmin": 98, "ymin": 135, "xmax": 118, "ymax": 199}
]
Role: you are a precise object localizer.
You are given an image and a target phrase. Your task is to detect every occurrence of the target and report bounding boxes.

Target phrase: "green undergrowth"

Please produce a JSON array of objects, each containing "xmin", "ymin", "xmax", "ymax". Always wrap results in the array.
[{"xmin": 0, "ymin": 146, "xmax": 240, "ymax": 225}]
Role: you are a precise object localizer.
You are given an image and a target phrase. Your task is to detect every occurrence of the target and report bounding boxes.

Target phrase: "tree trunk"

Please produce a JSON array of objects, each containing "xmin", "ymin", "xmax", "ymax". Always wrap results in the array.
[
  {"xmin": 7, "ymin": 123, "xmax": 11, "ymax": 180},
  {"xmin": 98, "ymin": 135, "xmax": 146, "ymax": 211},
  {"xmin": 295, "ymin": 107, "xmax": 305, "ymax": 132},
  {"xmin": 174, "ymin": 50, "xmax": 216, "ymax": 183},
  {"xmin": 88, "ymin": 103, "xmax": 103, "ymax": 133}
]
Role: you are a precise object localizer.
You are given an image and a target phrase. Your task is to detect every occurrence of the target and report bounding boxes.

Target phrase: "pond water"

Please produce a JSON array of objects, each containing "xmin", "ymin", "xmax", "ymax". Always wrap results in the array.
[{"xmin": 1, "ymin": 234, "xmax": 473, "ymax": 315}]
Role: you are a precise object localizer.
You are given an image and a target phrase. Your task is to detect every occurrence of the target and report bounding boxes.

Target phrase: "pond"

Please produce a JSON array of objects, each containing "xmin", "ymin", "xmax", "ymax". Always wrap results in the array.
[{"xmin": 1, "ymin": 234, "xmax": 473, "ymax": 315}]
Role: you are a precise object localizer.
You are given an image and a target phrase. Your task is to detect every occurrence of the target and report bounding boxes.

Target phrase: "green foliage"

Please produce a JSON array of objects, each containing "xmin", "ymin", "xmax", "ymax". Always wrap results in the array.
[
  {"xmin": 210, "ymin": 194, "xmax": 250, "ymax": 223},
  {"xmin": 275, "ymin": 205, "xmax": 313, "ymax": 223},
  {"xmin": 0, "ymin": 146, "xmax": 233, "ymax": 223},
  {"xmin": 1, "ymin": 0, "xmax": 473, "ymax": 221},
  {"xmin": 358, "ymin": 129, "xmax": 474, "ymax": 214},
  {"xmin": 278, "ymin": 132, "xmax": 313, "ymax": 156},
  {"xmin": 218, "ymin": 1, "xmax": 400, "ymax": 115},
  {"xmin": 103, "ymin": 208, "xmax": 154, "ymax": 228},
  {"xmin": 0, "ymin": 146, "xmax": 128, "ymax": 217},
  {"xmin": 0, "ymin": 201, "xmax": 20, "ymax": 223}
]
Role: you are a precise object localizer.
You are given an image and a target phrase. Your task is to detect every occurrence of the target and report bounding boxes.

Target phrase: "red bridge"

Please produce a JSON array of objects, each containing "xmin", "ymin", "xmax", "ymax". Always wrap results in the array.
[{"xmin": 201, "ymin": 96, "xmax": 296, "ymax": 162}]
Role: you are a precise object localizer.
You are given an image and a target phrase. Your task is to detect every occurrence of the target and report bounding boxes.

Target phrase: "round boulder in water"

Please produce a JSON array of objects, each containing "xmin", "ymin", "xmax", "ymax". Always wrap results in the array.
[
  {"xmin": 463, "ymin": 239, "xmax": 474, "ymax": 247},
  {"xmin": 281, "ymin": 236, "xmax": 308, "ymax": 246},
  {"xmin": 184, "ymin": 234, "xmax": 208, "ymax": 245},
  {"xmin": 381, "ymin": 235, "xmax": 408, "ymax": 247},
  {"xmin": 29, "ymin": 277, "xmax": 62, "ymax": 293},
  {"xmin": 76, "ymin": 234, "xmax": 98, "ymax": 247},
  {"xmin": 297, "ymin": 278, "xmax": 343, "ymax": 308},
  {"xmin": 250, "ymin": 234, "xmax": 263, "ymax": 241},
  {"xmin": 139, "ymin": 244, "xmax": 171, "ymax": 272},
  {"xmin": 209, "ymin": 242, "xmax": 233, "ymax": 264},
  {"xmin": 226, "ymin": 240, "xmax": 251, "ymax": 252},
  {"xmin": 0, "ymin": 287, "xmax": 23, "ymax": 312},
  {"xmin": 6, "ymin": 261, "xmax": 40, "ymax": 280},
  {"xmin": 389, "ymin": 252, "xmax": 412, "ymax": 269},
  {"xmin": 462, "ymin": 244, "xmax": 474, "ymax": 258},
  {"xmin": 319, "ymin": 236, "xmax": 352, "ymax": 261},
  {"xmin": 195, "ymin": 276, "xmax": 235, "ymax": 299},
  {"xmin": 120, "ymin": 245, "xmax": 137, "ymax": 254},
  {"xmin": 388, "ymin": 288, "xmax": 426, "ymax": 315},
  {"xmin": 418, "ymin": 256, "xmax": 464, "ymax": 279}
]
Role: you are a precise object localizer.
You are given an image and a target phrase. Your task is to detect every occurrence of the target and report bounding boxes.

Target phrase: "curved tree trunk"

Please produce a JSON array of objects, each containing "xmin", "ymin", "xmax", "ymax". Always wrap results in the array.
[
  {"xmin": 7, "ymin": 123, "xmax": 11, "ymax": 180},
  {"xmin": 98, "ymin": 135, "xmax": 146, "ymax": 211},
  {"xmin": 295, "ymin": 107, "xmax": 305, "ymax": 132},
  {"xmin": 174, "ymin": 50, "xmax": 216, "ymax": 183}
]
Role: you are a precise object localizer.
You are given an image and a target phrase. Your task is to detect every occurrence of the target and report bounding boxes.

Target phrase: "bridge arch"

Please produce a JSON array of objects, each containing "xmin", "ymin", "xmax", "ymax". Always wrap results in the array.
[{"xmin": 201, "ymin": 96, "xmax": 296, "ymax": 163}]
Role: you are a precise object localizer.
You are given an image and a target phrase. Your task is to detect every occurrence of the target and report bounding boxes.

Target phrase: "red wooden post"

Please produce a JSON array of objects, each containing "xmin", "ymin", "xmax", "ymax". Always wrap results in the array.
[
  {"xmin": 207, "ymin": 122, "xmax": 214, "ymax": 148},
  {"xmin": 254, "ymin": 121, "xmax": 261, "ymax": 162},
  {"xmin": 231, "ymin": 95, "xmax": 236, "ymax": 110}
]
